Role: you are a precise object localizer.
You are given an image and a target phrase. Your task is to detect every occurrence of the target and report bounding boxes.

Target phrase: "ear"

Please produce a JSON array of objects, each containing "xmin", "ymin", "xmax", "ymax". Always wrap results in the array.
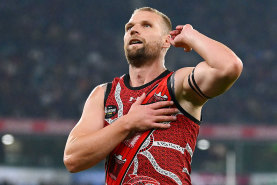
[{"xmin": 162, "ymin": 34, "xmax": 171, "ymax": 49}]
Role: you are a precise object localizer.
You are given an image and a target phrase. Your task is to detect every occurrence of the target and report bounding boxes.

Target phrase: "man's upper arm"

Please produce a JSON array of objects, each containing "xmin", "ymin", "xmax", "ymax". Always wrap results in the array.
[
  {"xmin": 69, "ymin": 84, "xmax": 107, "ymax": 138},
  {"xmin": 188, "ymin": 62, "xmax": 241, "ymax": 98},
  {"xmin": 175, "ymin": 61, "xmax": 242, "ymax": 105}
]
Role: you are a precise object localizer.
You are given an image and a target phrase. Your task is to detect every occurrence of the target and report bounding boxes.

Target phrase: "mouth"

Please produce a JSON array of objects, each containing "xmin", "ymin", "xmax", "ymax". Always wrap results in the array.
[{"xmin": 129, "ymin": 39, "xmax": 143, "ymax": 45}]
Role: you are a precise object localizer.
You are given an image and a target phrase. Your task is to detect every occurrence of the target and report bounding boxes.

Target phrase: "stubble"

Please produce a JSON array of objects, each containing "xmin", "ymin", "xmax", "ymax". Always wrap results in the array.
[{"xmin": 124, "ymin": 40, "xmax": 163, "ymax": 67}]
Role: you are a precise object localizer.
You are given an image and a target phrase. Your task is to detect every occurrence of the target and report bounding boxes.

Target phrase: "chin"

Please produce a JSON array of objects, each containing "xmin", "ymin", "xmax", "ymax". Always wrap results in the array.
[{"xmin": 127, "ymin": 44, "xmax": 144, "ymax": 52}]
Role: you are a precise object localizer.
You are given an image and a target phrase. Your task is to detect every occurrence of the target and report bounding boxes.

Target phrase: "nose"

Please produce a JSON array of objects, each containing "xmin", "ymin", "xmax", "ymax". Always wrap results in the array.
[
  {"xmin": 131, "ymin": 29, "xmax": 139, "ymax": 35},
  {"xmin": 130, "ymin": 25, "xmax": 140, "ymax": 35}
]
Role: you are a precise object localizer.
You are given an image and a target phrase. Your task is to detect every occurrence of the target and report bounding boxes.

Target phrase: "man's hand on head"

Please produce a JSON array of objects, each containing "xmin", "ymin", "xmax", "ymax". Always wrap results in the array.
[{"xmin": 170, "ymin": 24, "xmax": 194, "ymax": 52}]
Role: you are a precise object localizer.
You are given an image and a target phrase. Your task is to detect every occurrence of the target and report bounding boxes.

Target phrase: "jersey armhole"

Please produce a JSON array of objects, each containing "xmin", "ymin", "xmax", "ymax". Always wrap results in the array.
[
  {"xmin": 104, "ymin": 82, "xmax": 112, "ymax": 107},
  {"xmin": 167, "ymin": 72, "xmax": 201, "ymax": 125}
]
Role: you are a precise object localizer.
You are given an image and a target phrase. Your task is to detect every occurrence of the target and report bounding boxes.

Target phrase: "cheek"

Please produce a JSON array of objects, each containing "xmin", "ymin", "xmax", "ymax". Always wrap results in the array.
[
  {"xmin": 123, "ymin": 34, "xmax": 128, "ymax": 45},
  {"xmin": 147, "ymin": 32, "xmax": 162, "ymax": 41},
  {"xmin": 148, "ymin": 35, "xmax": 162, "ymax": 45}
]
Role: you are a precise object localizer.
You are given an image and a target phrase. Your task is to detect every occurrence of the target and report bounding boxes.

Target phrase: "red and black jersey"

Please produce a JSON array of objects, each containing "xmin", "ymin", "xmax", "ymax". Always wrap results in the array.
[{"xmin": 103, "ymin": 70, "xmax": 201, "ymax": 185}]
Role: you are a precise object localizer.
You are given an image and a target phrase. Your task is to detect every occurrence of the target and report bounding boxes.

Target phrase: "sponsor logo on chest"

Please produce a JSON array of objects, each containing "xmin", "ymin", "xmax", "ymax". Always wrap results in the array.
[{"xmin": 105, "ymin": 105, "xmax": 118, "ymax": 119}]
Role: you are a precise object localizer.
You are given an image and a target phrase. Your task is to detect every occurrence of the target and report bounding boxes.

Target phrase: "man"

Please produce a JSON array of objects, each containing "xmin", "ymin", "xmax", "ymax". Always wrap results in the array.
[{"xmin": 64, "ymin": 7, "xmax": 243, "ymax": 185}]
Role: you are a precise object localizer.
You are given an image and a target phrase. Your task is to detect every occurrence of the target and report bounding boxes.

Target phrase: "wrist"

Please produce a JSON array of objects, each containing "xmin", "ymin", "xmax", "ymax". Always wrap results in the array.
[
  {"xmin": 117, "ymin": 115, "xmax": 133, "ymax": 133},
  {"xmin": 183, "ymin": 27, "xmax": 199, "ymax": 46}
]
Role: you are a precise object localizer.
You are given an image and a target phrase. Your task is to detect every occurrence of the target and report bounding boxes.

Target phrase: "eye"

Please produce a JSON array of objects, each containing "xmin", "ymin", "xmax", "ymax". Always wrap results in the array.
[
  {"xmin": 144, "ymin": 24, "xmax": 151, "ymax": 28},
  {"xmin": 126, "ymin": 25, "xmax": 132, "ymax": 31}
]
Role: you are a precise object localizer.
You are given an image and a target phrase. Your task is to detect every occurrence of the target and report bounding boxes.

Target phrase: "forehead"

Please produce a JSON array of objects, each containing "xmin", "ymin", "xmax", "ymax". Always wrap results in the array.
[{"xmin": 127, "ymin": 11, "xmax": 163, "ymax": 25}]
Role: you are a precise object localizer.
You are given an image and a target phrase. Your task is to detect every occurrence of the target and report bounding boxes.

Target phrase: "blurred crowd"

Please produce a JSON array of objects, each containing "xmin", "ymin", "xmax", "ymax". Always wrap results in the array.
[{"xmin": 0, "ymin": 0, "xmax": 276, "ymax": 124}]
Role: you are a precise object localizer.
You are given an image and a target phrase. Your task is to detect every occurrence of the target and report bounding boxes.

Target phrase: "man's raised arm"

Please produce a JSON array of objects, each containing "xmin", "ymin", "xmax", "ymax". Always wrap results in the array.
[{"xmin": 170, "ymin": 24, "xmax": 243, "ymax": 103}]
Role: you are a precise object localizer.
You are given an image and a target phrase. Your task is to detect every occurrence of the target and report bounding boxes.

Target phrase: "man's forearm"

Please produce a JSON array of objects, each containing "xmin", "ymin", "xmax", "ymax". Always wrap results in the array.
[
  {"xmin": 188, "ymin": 29, "xmax": 242, "ymax": 73},
  {"xmin": 64, "ymin": 96, "xmax": 177, "ymax": 173},
  {"xmin": 64, "ymin": 116, "xmax": 131, "ymax": 173}
]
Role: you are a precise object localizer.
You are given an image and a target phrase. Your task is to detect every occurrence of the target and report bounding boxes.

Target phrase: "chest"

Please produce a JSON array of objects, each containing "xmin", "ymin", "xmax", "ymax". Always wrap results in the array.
[{"xmin": 104, "ymin": 78, "xmax": 171, "ymax": 125}]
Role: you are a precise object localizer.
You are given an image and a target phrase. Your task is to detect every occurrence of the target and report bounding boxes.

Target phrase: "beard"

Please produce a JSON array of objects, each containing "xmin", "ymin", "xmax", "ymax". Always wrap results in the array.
[{"xmin": 124, "ymin": 40, "xmax": 163, "ymax": 67}]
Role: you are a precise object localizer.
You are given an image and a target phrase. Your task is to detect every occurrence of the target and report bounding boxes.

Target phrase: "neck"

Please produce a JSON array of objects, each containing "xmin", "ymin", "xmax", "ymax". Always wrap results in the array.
[{"xmin": 128, "ymin": 58, "xmax": 166, "ymax": 87}]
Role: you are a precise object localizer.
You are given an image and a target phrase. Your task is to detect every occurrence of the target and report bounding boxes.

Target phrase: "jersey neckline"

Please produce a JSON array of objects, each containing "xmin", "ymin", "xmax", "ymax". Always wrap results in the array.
[{"xmin": 123, "ymin": 70, "xmax": 171, "ymax": 90}]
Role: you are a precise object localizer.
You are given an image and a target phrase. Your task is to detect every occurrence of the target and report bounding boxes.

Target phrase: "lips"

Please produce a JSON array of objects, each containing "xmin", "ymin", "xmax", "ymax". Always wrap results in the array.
[{"xmin": 129, "ymin": 39, "xmax": 143, "ymax": 45}]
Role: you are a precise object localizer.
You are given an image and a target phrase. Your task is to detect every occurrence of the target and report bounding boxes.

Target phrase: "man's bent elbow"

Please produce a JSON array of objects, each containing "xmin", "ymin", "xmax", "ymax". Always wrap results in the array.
[
  {"xmin": 64, "ymin": 153, "xmax": 100, "ymax": 173},
  {"xmin": 64, "ymin": 155, "xmax": 81, "ymax": 173},
  {"xmin": 225, "ymin": 56, "xmax": 243, "ymax": 80}
]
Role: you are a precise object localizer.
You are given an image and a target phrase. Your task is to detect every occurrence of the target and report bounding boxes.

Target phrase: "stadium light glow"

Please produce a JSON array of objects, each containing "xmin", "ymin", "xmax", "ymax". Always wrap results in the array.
[
  {"xmin": 197, "ymin": 139, "xmax": 210, "ymax": 150},
  {"xmin": 1, "ymin": 134, "xmax": 15, "ymax": 145}
]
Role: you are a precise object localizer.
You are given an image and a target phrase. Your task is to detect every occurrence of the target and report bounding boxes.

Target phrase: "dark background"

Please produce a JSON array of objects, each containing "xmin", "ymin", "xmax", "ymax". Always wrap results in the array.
[
  {"xmin": 0, "ymin": 0, "xmax": 276, "ymax": 123},
  {"xmin": 0, "ymin": 1, "xmax": 276, "ymax": 184}
]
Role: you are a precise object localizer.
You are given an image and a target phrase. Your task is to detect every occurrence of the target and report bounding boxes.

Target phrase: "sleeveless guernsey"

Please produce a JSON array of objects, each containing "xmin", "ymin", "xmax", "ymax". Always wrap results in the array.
[{"xmin": 104, "ymin": 70, "xmax": 200, "ymax": 185}]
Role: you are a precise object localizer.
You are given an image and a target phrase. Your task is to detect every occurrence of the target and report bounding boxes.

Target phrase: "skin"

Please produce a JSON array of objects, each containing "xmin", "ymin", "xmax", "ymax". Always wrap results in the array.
[{"xmin": 64, "ymin": 10, "xmax": 243, "ymax": 173}]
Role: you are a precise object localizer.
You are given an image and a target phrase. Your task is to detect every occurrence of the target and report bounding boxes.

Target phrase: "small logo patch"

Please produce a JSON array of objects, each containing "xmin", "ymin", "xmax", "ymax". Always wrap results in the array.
[
  {"xmin": 154, "ymin": 92, "xmax": 168, "ymax": 101},
  {"xmin": 105, "ymin": 105, "xmax": 118, "ymax": 119},
  {"xmin": 129, "ymin": 97, "xmax": 137, "ymax": 103},
  {"xmin": 125, "ymin": 174, "xmax": 160, "ymax": 185}
]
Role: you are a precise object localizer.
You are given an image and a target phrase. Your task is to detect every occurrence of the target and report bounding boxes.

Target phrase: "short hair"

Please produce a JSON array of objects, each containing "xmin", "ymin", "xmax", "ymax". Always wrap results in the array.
[{"xmin": 133, "ymin": 7, "xmax": 172, "ymax": 34}]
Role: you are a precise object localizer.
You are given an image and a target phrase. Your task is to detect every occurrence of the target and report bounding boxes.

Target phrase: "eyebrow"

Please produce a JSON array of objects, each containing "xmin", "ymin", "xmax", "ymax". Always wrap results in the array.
[
  {"xmin": 125, "ymin": 22, "xmax": 133, "ymax": 30},
  {"xmin": 141, "ymin": 20, "xmax": 152, "ymax": 26},
  {"xmin": 125, "ymin": 20, "xmax": 153, "ymax": 30}
]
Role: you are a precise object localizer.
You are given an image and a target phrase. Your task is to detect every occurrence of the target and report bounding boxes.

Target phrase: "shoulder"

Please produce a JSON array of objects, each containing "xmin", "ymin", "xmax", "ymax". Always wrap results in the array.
[
  {"xmin": 172, "ymin": 67, "xmax": 207, "ymax": 106},
  {"xmin": 72, "ymin": 84, "xmax": 108, "ymax": 136},
  {"xmin": 80, "ymin": 84, "xmax": 107, "ymax": 123},
  {"xmin": 174, "ymin": 67, "xmax": 194, "ymax": 80},
  {"xmin": 86, "ymin": 83, "xmax": 107, "ymax": 105},
  {"xmin": 172, "ymin": 67, "xmax": 194, "ymax": 95},
  {"xmin": 88, "ymin": 75, "xmax": 124, "ymax": 104},
  {"xmin": 89, "ymin": 83, "xmax": 107, "ymax": 97}
]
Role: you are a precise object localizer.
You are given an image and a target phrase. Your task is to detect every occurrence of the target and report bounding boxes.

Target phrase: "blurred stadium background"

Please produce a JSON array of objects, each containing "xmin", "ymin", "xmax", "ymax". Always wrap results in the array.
[{"xmin": 0, "ymin": 0, "xmax": 276, "ymax": 185}]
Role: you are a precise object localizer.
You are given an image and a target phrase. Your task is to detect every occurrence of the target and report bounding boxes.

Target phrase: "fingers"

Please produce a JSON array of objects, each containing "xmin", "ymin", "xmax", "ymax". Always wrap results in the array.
[
  {"xmin": 154, "ymin": 115, "xmax": 177, "ymax": 123},
  {"xmin": 152, "ymin": 122, "xmax": 171, "ymax": 129},
  {"xmin": 151, "ymin": 115, "xmax": 177, "ymax": 129},
  {"xmin": 154, "ymin": 107, "xmax": 179, "ymax": 116},
  {"xmin": 170, "ymin": 25, "xmax": 193, "ymax": 38},
  {"xmin": 170, "ymin": 30, "xmax": 181, "ymax": 35},
  {"xmin": 148, "ymin": 101, "xmax": 174, "ymax": 109},
  {"xmin": 170, "ymin": 30, "xmax": 181, "ymax": 40},
  {"xmin": 134, "ymin": 93, "xmax": 146, "ymax": 105},
  {"xmin": 176, "ymin": 24, "xmax": 193, "ymax": 30},
  {"xmin": 175, "ymin": 25, "xmax": 184, "ymax": 30}
]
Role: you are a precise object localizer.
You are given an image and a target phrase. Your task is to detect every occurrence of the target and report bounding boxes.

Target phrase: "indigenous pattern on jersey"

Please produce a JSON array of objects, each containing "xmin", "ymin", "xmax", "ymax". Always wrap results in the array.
[{"xmin": 104, "ymin": 70, "xmax": 201, "ymax": 185}]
